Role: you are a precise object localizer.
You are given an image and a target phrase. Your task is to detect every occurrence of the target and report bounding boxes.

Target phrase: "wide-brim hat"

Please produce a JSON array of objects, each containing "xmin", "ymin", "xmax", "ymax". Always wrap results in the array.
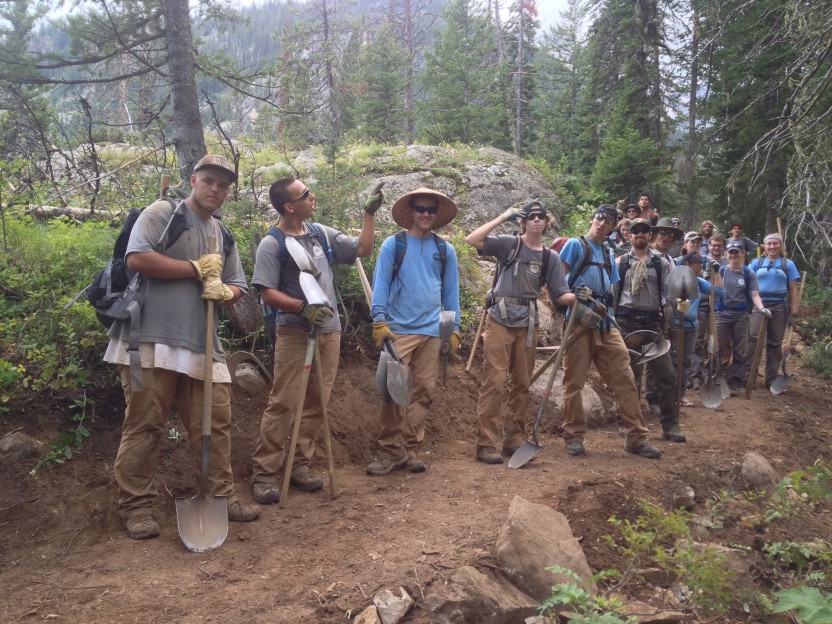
[
  {"xmin": 193, "ymin": 153, "xmax": 238, "ymax": 183},
  {"xmin": 391, "ymin": 188, "xmax": 458, "ymax": 229},
  {"xmin": 652, "ymin": 217, "xmax": 684, "ymax": 242}
]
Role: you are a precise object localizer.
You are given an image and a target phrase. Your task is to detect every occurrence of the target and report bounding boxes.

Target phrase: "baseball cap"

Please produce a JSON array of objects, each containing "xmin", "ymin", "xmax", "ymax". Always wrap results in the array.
[
  {"xmin": 684, "ymin": 231, "xmax": 703, "ymax": 242},
  {"xmin": 594, "ymin": 203, "xmax": 619, "ymax": 223},
  {"xmin": 726, "ymin": 240, "xmax": 744, "ymax": 252},
  {"xmin": 193, "ymin": 154, "xmax": 238, "ymax": 183}
]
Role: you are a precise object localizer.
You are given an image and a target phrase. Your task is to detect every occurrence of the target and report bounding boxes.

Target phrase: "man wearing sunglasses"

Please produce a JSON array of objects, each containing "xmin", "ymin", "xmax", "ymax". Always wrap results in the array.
[
  {"xmin": 465, "ymin": 200, "xmax": 576, "ymax": 464},
  {"xmin": 559, "ymin": 205, "xmax": 662, "ymax": 459},
  {"xmin": 250, "ymin": 177, "xmax": 380, "ymax": 504},
  {"xmin": 368, "ymin": 188, "xmax": 460, "ymax": 475}
]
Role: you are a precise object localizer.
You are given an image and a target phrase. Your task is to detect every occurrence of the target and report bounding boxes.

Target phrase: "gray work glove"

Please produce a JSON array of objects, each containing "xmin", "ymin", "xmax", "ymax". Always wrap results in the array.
[
  {"xmin": 759, "ymin": 307, "xmax": 772, "ymax": 319},
  {"xmin": 574, "ymin": 284, "xmax": 592, "ymax": 302},
  {"xmin": 500, "ymin": 205, "xmax": 526, "ymax": 223},
  {"xmin": 364, "ymin": 182, "xmax": 385, "ymax": 215},
  {"xmin": 301, "ymin": 303, "xmax": 334, "ymax": 326}
]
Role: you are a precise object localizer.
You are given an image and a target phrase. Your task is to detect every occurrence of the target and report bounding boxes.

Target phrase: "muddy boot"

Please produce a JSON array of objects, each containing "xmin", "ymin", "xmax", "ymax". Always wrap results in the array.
[
  {"xmin": 366, "ymin": 450, "xmax": 408, "ymax": 476},
  {"xmin": 252, "ymin": 482, "xmax": 279, "ymax": 505},
  {"xmin": 405, "ymin": 450, "xmax": 427, "ymax": 473},
  {"xmin": 476, "ymin": 446, "xmax": 503, "ymax": 464},
  {"xmin": 228, "ymin": 500, "xmax": 261, "ymax": 522},
  {"xmin": 124, "ymin": 514, "xmax": 160, "ymax": 540},
  {"xmin": 290, "ymin": 467, "xmax": 324, "ymax": 492}
]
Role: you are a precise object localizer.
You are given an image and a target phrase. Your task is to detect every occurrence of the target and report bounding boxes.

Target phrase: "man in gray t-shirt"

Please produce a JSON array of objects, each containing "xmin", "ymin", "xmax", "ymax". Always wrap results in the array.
[
  {"xmin": 465, "ymin": 201, "xmax": 576, "ymax": 465},
  {"xmin": 105, "ymin": 154, "xmax": 260, "ymax": 540},
  {"xmin": 250, "ymin": 177, "xmax": 380, "ymax": 504}
]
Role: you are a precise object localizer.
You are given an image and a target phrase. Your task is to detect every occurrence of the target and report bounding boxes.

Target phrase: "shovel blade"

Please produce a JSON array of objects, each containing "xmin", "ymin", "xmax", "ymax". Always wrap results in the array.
[
  {"xmin": 376, "ymin": 352, "xmax": 392, "ymax": 402},
  {"xmin": 508, "ymin": 441, "xmax": 542, "ymax": 469},
  {"xmin": 699, "ymin": 382, "xmax": 722, "ymax": 408},
  {"xmin": 387, "ymin": 360, "xmax": 412, "ymax": 406},
  {"xmin": 175, "ymin": 494, "xmax": 228, "ymax": 552},
  {"xmin": 769, "ymin": 374, "xmax": 792, "ymax": 395}
]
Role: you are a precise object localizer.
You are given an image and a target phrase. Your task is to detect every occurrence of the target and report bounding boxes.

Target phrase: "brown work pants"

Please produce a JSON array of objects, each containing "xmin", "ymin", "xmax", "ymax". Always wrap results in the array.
[
  {"xmin": 475, "ymin": 317, "xmax": 538, "ymax": 450},
  {"xmin": 114, "ymin": 366, "xmax": 236, "ymax": 521},
  {"xmin": 376, "ymin": 333, "xmax": 440, "ymax": 459},
  {"xmin": 562, "ymin": 328, "xmax": 649, "ymax": 447},
  {"xmin": 251, "ymin": 326, "xmax": 341, "ymax": 484}
]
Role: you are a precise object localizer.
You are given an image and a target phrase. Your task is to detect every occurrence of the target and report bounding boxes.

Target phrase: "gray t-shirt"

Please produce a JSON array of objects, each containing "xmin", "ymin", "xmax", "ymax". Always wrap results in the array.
[
  {"xmin": 616, "ymin": 249, "xmax": 671, "ymax": 311},
  {"xmin": 481, "ymin": 235, "xmax": 569, "ymax": 328},
  {"xmin": 721, "ymin": 265, "xmax": 759, "ymax": 310},
  {"xmin": 110, "ymin": 199, "xmax": 248, "ymax": 361},
  {"xmin": 252, "ymin": 223, "xmax": 359, "ymax": 333}
]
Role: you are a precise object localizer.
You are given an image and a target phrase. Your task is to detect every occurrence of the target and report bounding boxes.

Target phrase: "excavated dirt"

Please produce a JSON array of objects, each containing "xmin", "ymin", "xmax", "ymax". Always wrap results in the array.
[{"xmin": 1, "ymin": 336, "xmax": 831, "ymax": 623}]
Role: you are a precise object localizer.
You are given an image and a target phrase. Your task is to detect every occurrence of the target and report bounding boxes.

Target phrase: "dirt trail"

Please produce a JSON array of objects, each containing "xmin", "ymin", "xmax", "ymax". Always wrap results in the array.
[{"xmin": 1, "ymin": 349, "xmax": 831, "ymax": 623}]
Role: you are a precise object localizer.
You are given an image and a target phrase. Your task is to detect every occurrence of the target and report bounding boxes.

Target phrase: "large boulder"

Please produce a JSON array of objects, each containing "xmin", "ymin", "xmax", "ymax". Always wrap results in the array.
[{"xmin": 494, "ymin": 496, "xmax": 596, "ymax": 602}]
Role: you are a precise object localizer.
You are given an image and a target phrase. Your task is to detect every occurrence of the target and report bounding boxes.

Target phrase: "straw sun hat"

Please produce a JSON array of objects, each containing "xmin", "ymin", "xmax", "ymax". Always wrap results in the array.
[{"xmin": 391, "ymin": 188, "xmax": 458, "ymax": 229}]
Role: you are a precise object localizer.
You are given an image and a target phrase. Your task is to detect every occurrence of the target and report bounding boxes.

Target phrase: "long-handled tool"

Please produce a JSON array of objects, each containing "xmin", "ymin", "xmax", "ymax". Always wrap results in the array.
[
  {"xmin": 676, "ymin": 319, "xmax": 685, "ymax": 414},
  {"xmin": 279, "ymin": 325, "xmax": 318, "ymax": 509},
  {"xmin": 465, "ymin": 309, "xmax": 487, "ymax": 373},
  {"xmin": 313, "ymin": 338, "xmax": 337, "ymax": 499},
  {"xmin": 700, "ymin": 271, "xmax": 722, "ymax": 408},
  {"xmin": 354, "ymin": 259, "xmax": 412, "ymax": 405},
  {"xmin": 771, "ymin": 271, "xmax": 807, "ymax": 395},
  {"xmin": 176, "ymin": 234, "xmax": 228, "ymax": 552},
  {"xmin": 745, "ymin": 314, "xmax": 768, "ymax": 398},
  {"xmin": 508, "ymin": 301, "xmax": 580, "ymax": 469}
]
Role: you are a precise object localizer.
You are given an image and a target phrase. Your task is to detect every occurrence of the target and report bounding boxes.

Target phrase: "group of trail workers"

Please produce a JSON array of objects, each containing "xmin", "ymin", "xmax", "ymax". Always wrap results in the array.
[{"xmin": 105, "ymin": 155, "xmax": 802, "ymax": 540}]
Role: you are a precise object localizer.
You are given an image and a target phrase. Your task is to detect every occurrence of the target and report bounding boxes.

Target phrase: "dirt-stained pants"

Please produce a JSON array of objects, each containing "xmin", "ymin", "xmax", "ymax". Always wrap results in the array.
[
  {"xmin": 747, "ymin": 301, "xmax": 788, "ymax": 385},
  {"xmin": 475, "ymin": 317, "xmax": 538, "ymax": 451},
  {"xmin": 671, "ymin": 325, "xmax": 697, "ymax": 398},
  {"xmin": 376, "ymin": 334, "xmax": 440, "ymax": 459},
  {"xmin": 114, "ymin": 366, "xmax": 236, "ymax": 521},
  {"xmin": 562, "ymin": 328, "xmax": 649, "ymax": 448},
  {"xmin": 251, "ymin": 326, "xmax": 341, "ymax": 484},
  {"xmin": 716, "ymin": 309, "xmax": 749, "ymax": 385}
]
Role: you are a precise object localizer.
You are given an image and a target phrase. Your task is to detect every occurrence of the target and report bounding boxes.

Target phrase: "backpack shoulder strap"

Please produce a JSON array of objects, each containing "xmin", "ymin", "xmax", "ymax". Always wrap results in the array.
[
  {"xmin": 391, "ymin": 230, "xmax": 408, "ymax": 283},
  {"xmin": 652, "ymin": 253, "xmax": 665, "ymax": 300},
  {"xmin": 307, "ymin": 222, "xmax": 333, "ymax": 263},
  {"xmin": 540, "ymin": 247, "xmax": 551, "ymax": 287},
  {"xmin": 265, "ymin": 225, "xmax": 289, "ymax": 262},
  {"xmin": 432, "ymin": 233, "xmax": 447, "ymax": 277},
  {"xmin": 567, "ymin": 237, "xmax": 590, "ymax": 289}
]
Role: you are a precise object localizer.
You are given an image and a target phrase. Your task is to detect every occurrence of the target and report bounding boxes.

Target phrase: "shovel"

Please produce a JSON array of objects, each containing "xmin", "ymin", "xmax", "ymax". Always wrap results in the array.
[
  {"xmin": 701, "ymin": 271, "xmax": 728, "ymax": 403},
  {"xmin": 769, "ymin": 325, "xmax": 794, "ymax": 395},
  {"xmin": 354, "ymin": 259, "xmax": 413, "ymax": 405},
  {"xmin": 509, "ymin": 301, "xmax": 580, "ymax": 469},
  {"xmin": 176, "ymin": 234, "xmax": 228, "ymax": 552}
]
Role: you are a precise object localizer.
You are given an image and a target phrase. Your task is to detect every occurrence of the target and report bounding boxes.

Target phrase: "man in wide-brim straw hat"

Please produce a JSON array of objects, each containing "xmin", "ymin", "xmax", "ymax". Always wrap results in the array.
[{"xmin": 367, "ymin": 187, "xmax": 461, "ymax": 476}]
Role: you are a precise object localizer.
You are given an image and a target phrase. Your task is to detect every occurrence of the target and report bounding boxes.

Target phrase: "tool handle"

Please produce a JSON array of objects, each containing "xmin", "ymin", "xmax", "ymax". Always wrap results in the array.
[
  {"xmin": 745, "ymin": 315, "xmax": 768, "ymax": 399},
  {"xmin": 466, "ymin": 309, "xmax": 487, "ymax": 373},
  {"xmin": 354, "ymin": 259, "xmax": 373, "ymax": 307},
  {"xmin": 160, "ymin": 174, "xmax": 171, "ymax": 199}
]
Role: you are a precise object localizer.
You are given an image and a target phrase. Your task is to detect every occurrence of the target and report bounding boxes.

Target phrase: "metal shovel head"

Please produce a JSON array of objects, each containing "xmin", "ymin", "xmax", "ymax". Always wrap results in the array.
[
  {"xmin": 297, "ymin": 272, "xmax": 331, "ymax": 307},
  {"xmin": 376, "ymin": 351, "xmax": 392, "ymax": 402},
  {"xmin": 666, "ymin": 264, "xmax": 699, "ymax": 300},
  {"xmin": 769, "ymin": 374, "xmax": 792, "ymax": 395},
  {"xmin": 508, "ymin": 440, "xmax": 542, "ymax": 469},
  {"xmin": 699, "ymin": 381, "xmax": 722, "ymax": 408},
  {"xmin": 635, "ymin": 337, "xmax": 671, "ymax": 365},
  {"xmin": 718, "ymin": 377, "xmax": 731, "ymax": 399},
  {"xmin": 175, "ymin": 493, "xmax": 228, "ymax": 552},
  {"xmin": 386, "ymin": 357, "xmax": 412, "ymax": 406}
]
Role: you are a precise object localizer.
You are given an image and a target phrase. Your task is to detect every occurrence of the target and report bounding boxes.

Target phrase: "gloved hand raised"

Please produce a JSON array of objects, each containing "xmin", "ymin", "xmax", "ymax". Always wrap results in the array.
[
  {"xmin": 202, "ymin": 277, "xmax": 234, "ymax": 302},
  {"xmin": 301, "ymin": 303, "xmax": 334, "ymax": 326},
  {"xmin": 499, "ymin": 205, "xmax": 526, "ymax": 223},
  {"xmin": 759, "ymin": 307, "xmax": 772, "ymax": 319},
  {"xmin": 364, "ymin": 182, "xmax": 385, "ymax": 215},
  {"xmin": 372, "ymin": 320, "xmax": 395, "ymax": 349},
  {"xmin": 191, "ymin": 253, "xmax": 223, "ymax": 281},
  {"xmin": 574, "ymin": 284, "xmax": 592, "ymax": 302},
  {"xmin": 677, "ymin": 299, "xmax": 691, "ymax": 314}
]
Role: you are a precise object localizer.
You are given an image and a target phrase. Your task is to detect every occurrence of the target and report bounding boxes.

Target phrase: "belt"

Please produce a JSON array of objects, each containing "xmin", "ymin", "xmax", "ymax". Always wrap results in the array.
[{"xmin": 761, "ymin": 296, "xmax": 785, "ymax": 303}]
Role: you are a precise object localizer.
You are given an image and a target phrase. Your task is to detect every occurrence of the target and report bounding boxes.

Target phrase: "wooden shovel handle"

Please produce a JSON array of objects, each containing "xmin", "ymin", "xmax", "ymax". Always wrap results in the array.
[{"xmin": 466, "ymin": 309, "xmax": 488, "ymax": 373}]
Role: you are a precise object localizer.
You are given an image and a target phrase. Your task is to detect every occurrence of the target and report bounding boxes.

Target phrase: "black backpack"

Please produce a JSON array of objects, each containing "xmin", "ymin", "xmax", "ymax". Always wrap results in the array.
[{"xmin": 86, "ymin": 197, "xmax": 234, "ymax": 328}]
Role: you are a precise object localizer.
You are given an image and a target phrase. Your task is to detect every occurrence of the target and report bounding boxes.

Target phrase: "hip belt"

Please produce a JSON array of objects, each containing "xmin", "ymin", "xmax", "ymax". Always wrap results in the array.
[{"xmin": 616, "ymin": 307, "xmax": 661, "ymax": 324}]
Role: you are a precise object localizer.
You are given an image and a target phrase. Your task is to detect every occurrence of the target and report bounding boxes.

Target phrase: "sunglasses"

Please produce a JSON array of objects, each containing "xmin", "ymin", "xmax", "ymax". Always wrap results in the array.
[
  {"xmin": 413, "ymin": 205, "xmax": 438, "ymax": 214},
  {"xmin": 631, "ymin": 227, "xmax": 650, "ymax": 235},
  {"xmin": 727, "ymin": 249, "xmax": 741, "ymax": 254},
  {"xmin": 288, "ymin": 188, "xmax": 310, "ymax": 203},
  {"xmin": 526, "ymin": 213, "xmax": 546, "ymax": 221},
  {"xmin": 657, "ymin": 230, "xmax": 675, "ymax": 237},
  {"xmin": 592, "ymin": 213, "xmax": 616, "ymax": 223}
]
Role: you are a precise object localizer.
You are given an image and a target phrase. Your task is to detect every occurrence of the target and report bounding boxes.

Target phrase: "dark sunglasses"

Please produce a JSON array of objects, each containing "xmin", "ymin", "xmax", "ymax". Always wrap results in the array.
[
  {"xmin": 727, "ymin": 249, "xmax": 741, "ymax": 254},
  {"xmin": 592, "ymin": 212, "xmax": 616, "ymax": 223},
  {"xmin": 289, "ymin": 188, "xmax": 310, "ymax": 203},
  {"xmin": 631, "ymin": 226, "xmax": 650, "ymax": 235},
  {"xmin": 526, "ymin": 213, "xmax": 546, "ymax": 221},
  {"xmin": 413, "ymin": 205, "xmax": 438, "ymax": 214},
  {"xmin": 657, "ymin": 230, "xmax": 675, "ymax": 237}
]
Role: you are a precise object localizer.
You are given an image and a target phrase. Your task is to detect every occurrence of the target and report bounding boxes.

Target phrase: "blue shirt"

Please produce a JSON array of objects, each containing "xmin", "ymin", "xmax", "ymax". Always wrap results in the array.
[
  {"xmin": 560, "ymin": 237, "xmax": 619, "ymax": 328},
  {"xmin": 673, "ymin": 277, "xmax": 712, "ymax": 328},
  {"xmin": 371, "ymin": 232, "xmax": 460, "ymax": 335},
  {"xmin": 748, "ymin": 256, "xmax": 800, "ymax": 300}
]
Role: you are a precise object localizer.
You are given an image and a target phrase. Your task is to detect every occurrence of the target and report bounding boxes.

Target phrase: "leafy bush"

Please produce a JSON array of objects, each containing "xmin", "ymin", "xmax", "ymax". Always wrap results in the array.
[
  {"xmin": 539, "ymin": 566, "xmax": 635, "ymax": 624},
  {"xmin": 773, "ymin": 586, "xmax": 832, "ymax": 623}
]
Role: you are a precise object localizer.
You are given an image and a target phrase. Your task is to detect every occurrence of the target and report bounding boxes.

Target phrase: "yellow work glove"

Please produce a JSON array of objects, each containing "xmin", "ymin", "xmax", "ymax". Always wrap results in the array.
[
  {"xmin": 202, "ymin": 277, "xmax": 234, "ymax": 301},
  {"xmin": 300, "ymin": 303, "xmax": 334, "ymax": 326},
  {"xmin": 190, "ymin": 253, "xmax": 223, "ymax": 281},
  {"xmin": 449, "ymin": 330, "xmax": 460, "ymax": 355},
  {"xmin": 372, "ymin": 320, "xmax": 395, "ymax": 349},
  {"xmin": 677, "ymin": 299, "xmax": 691, "ymax": 314}
]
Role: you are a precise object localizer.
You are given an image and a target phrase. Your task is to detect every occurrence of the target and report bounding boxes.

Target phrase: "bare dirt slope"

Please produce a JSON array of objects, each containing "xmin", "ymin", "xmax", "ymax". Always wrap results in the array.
[{"xmin": 1, "ymin": 346, "xmax": 831, "ymax": 623}]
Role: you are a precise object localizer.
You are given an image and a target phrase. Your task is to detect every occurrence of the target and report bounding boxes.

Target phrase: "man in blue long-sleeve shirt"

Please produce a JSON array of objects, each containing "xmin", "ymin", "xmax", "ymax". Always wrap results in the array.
[{"xmin": 368, "ymin": 188, "xmax": 461, "ymax": 475}]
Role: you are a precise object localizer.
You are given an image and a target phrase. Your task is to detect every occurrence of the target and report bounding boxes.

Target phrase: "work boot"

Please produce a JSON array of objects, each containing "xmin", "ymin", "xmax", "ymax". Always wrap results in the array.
[
  {"xmin": 476, "ymin": 446, "xmax": 503, "ymax": 464},
  {"xmin": 366, "ymin": 451, "xmax": 408, "ymax": 476},
  {"xmin": 228, "ymin": 500, "xmax": 261, "ymax": 522},
  {"xmin": 405, "ymin": 451, "xmax": 427, "ymax": 473},
  {"xmin": 625, "ymin": 442, "xmax": 662, "ymax": 459},
  {"xmin": 565, "ymin": 439, "xmax": 586, "ymax": 456},
  {"xmin": 290, "ymin": 467, "xmax": 324, "ymax": 492},
  {"xmin": 124, "ymin": 514, "xmax": 160, "ymax": 540},
  {"xmin": 501, "ymin": 445, "xmax": 520, "ymax": 457},
  {"xmin": 662, "ymin": 425, "xmax": 687, "ymax": 443},
  {"xmin": 647, "ymin": 402, "xmax": 662, "ymax": 417},
  {"xmin": 728, "ymin": 383, "xmax": 739, "ymax": 397},
  {"xmin": 252, "ymin": 482, "xmax": 279, "ymax": 505}
]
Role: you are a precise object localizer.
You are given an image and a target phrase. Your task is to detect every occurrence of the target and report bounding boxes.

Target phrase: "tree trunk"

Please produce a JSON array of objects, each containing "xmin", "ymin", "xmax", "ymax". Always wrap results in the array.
[
  {"xmin": 683, "ymin": 2, "xmax": 699, "ymax": 229},
  {"xmin": 513, "ymin": 7, "xmax": 523, "ymax": 156},
  {"xmin": 161, "ymin": 0, "xmax": 206, "ymax": 184},
  {"xmin": 322, "ymin": 0, "xmax": 342, "ymax": 141},
  {"xmin": 402, "ymin": 0, "xmax": 415, "ymax": 145}
]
